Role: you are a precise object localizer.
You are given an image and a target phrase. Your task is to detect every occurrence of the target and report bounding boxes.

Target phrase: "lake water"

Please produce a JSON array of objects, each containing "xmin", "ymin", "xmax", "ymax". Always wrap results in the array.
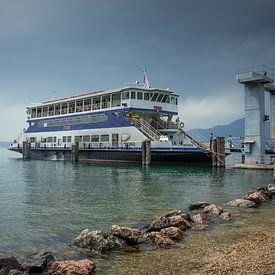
[{"xmin": 0, "ymin": 143, "xmax": 274, "ymax": 272}]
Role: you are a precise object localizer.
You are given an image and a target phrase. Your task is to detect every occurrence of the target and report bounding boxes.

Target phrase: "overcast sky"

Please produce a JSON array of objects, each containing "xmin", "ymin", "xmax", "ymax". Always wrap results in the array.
[{"xmin": 1, "ymin": 0, "xmax": 275, "ymax": 141}]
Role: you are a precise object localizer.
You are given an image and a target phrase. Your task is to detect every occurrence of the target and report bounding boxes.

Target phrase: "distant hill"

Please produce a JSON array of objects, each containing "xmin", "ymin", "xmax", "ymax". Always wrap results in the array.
[{"xmin": 189, "ymin": 118, "xmax": 270, "ymax": 141}]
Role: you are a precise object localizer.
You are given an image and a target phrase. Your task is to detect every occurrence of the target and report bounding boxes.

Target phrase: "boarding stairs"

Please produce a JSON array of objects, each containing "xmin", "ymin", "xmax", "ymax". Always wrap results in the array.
[
  {"xmin": 184, "ymin": 130, "xmax": 210, "ymax": 151},
  {"xmin": 131, "ymin": 118, "xmax": 162, "ymax": 141},
  {"xmin": 151, "ymin": 118, "xmax": 178, "ymax": 130}
]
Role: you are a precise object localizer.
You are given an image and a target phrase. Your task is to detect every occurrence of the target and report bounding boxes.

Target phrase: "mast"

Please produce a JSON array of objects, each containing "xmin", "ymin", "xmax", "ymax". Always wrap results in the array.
[{"xmin": 143, "ymin": 69, "xmax": 150, "ymax": 89}]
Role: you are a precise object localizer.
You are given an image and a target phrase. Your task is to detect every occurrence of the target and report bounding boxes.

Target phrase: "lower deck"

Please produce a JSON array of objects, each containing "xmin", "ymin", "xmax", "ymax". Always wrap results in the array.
[{"xmin": 9, "ymin": 146, "xmax": 212, "ymax": 166}]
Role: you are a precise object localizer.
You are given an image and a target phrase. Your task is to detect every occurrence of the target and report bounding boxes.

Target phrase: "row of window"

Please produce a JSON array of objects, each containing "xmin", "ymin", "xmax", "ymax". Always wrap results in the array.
[
  {"xmin": 29, "ymin": 91, "xmax": 178, "ymax": 119},
  {"xmin": 31, "ymin": 134, "xmax": 112, "ymax": 144},
  {"xmin": 36, "ymin": 114, "xmax": 108, "ymax": 128}
]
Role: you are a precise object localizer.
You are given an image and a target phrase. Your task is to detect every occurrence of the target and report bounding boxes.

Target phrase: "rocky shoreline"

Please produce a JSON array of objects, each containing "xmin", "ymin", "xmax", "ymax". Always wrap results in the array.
[{"xmin": 1, "ymin": 183, "xmax": 274, "ymax": 275}]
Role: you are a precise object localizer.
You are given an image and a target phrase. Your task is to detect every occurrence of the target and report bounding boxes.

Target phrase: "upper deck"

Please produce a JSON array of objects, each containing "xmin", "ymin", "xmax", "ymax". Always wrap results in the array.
[{"xmin": 27, "ymin": 87, "xmax": 179, "ymax": 119}]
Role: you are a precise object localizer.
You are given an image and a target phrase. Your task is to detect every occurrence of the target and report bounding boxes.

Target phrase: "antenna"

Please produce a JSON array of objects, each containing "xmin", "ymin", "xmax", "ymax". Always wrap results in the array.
[
  {"xmin": 143, "ymin": 69, "xmax": 150, "ymax": 89},
  {"xmin": 51, "ymin": 91, "xmax": 56, "ymax": 100}
]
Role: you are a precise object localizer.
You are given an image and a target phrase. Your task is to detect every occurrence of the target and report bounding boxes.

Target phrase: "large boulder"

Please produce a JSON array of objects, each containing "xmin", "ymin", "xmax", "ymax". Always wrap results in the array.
[
  {"xmin": 188, "ymin": 202, "xmax": 211, "ymax": 211},
  {"xmin": 0, "ymin": 256, "xmax": 22, "ymax": 275},
  {"xmin": 22, "ymin": 251, "xmax": 54, "ymax": 273},
  {"xmin": 143, "ymin": 214, "xmax": 191, "ymax": 233},
  {"xmin": 245, "ymin": 191, "xmax": 269, "ymax": 205},
  {"xmin": 49, "ymin": 259, "xmax": 96, "ymax": 275},
  {"xmin": 144, "ymin": 232, "xmax": 175, "ymax": 247},
  {"xmin": 110, "ymin": 225, "xmax": 141, "ymax": 244},
  {"xmin": 7, "ymin": 270, "xmax": 23, "ymax": 275},
  {"xmin": 227, "ymin": 198, "xmax": 256, "ymax": 208},
  {"xmin": 192, "ymin": 213, "xmax": 213, "ymax": 224},
  {"xmin": 160, "ymin": 227, "xmax": 184, "ymax": 240},
  {"xmin": 73, "ymin": 229, "xmax": 126, "ymax": 253},
  {"xmin": 266, "ymin": 183, "xmax": 275, "ymax": 195},
  {"xmin": 161, "ymin": 210, "xmax": 192, "ymax": 222},
  {"xmin": 203, "ymin": 204, "xmax": 223, "ymax": 215}
]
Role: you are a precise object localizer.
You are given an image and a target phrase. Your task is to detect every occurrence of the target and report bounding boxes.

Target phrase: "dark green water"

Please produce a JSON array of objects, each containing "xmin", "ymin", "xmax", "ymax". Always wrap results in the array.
[{"xmin": 0, "ymin": 144, "xmax": 273, "ymax": 266}]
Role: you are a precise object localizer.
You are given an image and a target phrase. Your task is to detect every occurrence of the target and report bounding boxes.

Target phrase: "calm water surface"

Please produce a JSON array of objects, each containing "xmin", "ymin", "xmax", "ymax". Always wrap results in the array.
[{"xmin": 0, "ymin": 143, "xmax": 273, "ymax": 269}]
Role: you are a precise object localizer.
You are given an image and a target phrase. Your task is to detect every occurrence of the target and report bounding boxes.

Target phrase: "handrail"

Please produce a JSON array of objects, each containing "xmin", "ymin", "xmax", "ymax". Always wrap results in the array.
[{"xmin": 131, "ymin": 118, "xmax": 161, "ymax": 141}]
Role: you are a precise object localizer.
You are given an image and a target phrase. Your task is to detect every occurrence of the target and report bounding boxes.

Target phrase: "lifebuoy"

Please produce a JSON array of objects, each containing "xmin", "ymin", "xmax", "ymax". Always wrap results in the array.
[{"xmin": 179, "ymin": 122, "xmax": 184, "ymax": 128}]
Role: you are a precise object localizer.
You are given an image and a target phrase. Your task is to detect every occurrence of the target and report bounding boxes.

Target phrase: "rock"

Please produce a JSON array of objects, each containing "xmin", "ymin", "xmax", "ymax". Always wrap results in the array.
[
  {"xmin": 22, "ymin": 251, "xmax": 54, "ymax": 273},
  {"xmin": 266, "ymin": 183, "xmax": 275, "ymax": 195},
  {"xmin": 194, "ymin": 224, "xmax": 208, "ymax": 231},
  {"xmin": 0, "ymin": 256, "xmax": 22, "ymax": 275},
  {"xmin": 161, "ymin": 210, "xmax": 192, "ymax": 222},
  {"xmin": 227, "ymin": 198, "xmax": 257, "ymax": 208},
  {"xmin": 142, "ymin": 214, "xmax": 190, "ymax": 233},
  {"xmin": 219, "ymin": 212, "xmax": 231, "ymax": 221},
  {"xmin": 110, "ymin": 225, "xmax": 141, "ymax": 244},
  {"xmin": 144, "ymin": 232, "xmax": 175, "ymax": 247},
  {"xmin": 160, "ymin": 227, "xmax": 184, "ymax": 240},
  {"xmin": 7, "ymin": 270, "xmax": 23, "ymax": 275},
  {"xmin": 49, "ymin": 259, "xmax": 96, "ymax": 275},
  {"xmin": 188, "ymin": 202, "xmax": 211, "ymax": 211},
  {"xmin": 192, "ymin": 213, "xmax": 213, "ymax": 224},
  {"xmin": 246, "ymin": 191, "xmax": 269, "ymax": 205},
  {"xmin": 73, "ymin": 229, "xmax": 126, "ymax": 253},
  {"xmin": 203, "ymin": 204, "xmax": 223, "ymax": 215}
]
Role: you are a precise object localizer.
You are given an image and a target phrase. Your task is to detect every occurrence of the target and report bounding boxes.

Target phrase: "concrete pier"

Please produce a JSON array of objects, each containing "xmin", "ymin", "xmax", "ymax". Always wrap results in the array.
[
  {"xmin": 71, "ymin": 142, "xmax": 79, "ymax": 161},
  {"xmin": 212, "ymin": 139, "xmax": 217, "ymax": 167},
  {"xmin": 273, "ymin": 162, "xmax": 275, "ymax": 181}
]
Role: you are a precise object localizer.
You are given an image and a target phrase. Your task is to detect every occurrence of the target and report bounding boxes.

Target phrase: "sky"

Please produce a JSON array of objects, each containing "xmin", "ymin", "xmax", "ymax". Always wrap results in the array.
[{"xmin": 1, "ymin": 0, "xmax": 275, "ymax": 141}]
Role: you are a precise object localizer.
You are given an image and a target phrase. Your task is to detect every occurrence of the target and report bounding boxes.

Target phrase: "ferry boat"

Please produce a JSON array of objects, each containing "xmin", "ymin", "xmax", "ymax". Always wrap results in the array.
[{"xmin": 9, "ymin": 81, "xmax": 212, "ymax": 165}]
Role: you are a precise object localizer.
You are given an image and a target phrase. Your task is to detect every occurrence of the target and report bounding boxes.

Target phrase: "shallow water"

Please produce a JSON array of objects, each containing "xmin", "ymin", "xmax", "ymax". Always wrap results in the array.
[{"xmin": 0, "ymin": 144, "xmax": 274, "ymax": 271}]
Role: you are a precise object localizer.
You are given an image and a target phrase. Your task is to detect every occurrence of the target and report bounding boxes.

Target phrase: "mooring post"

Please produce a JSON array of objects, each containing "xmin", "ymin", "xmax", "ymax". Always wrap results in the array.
[
  {"xmin": 142, "ymin": 140, "xmax": 146, "ymax": 165},
  {"xmin": 212, "ymin": 138, "xmax": 217, "ymax": 167},
  {"xmin": 23, "ymin": 141, "xmax": 31, "ymax": 160},
  {"xmin": 145, "ymin": 140, "xmax": 151, "ymax": 165},
  {"xmin": 216, "ymin": 137, "xmax": 225, "ymax": 167},
  {"xmin": 71, "ymin": 142, "xmax": 79, "ymax": 161},
  {"xmin": 273, "ymin": 161, "xmax": 275, "ymax": 181}
]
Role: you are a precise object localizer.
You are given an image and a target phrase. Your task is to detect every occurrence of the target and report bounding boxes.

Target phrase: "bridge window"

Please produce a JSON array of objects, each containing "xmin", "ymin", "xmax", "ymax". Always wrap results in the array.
[
  {"xmin": 137, "ymin": 92, "xmax": 143, "ymax": 100},
  {"xmin": 151, "ymin": 93, "xmax": 159, "ymax": 101},
  {"xmin": 156, "ymin": 94, "xmax": 164, "ymax": 102},
  {"xmin": 122, "ymin": 91, "xmax": 129, "ymax": 100},
  {"xmin": 67, "ymin": 136, "xmax": 72, "ymax": 142},
  {"xmin": 42, "ymin": 106, "xmax": 48, "ymax": 117},
  {"xmin": 144, "ymin": 92, "xmax": 150, "ymax": 100},
  {"xmin": 30, "ymin": 137, "xmax": 36, "ymax": 143},
  {"xmin": 131, "ymin": 91, "xmax": 136, "ymax": 99}
]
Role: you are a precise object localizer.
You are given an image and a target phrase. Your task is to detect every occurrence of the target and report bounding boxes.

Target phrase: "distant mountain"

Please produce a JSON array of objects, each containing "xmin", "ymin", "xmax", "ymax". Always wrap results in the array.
[{"xmin": 189, "ymin": 118, "xmax": 270, "ymax": 141}]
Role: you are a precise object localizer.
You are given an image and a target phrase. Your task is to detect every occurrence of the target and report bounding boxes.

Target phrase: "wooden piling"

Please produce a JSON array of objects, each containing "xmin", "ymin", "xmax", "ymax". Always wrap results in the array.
[
  {"xmin": 22, "ymin": 141, "xmax": 31, "ymax": 160},
  {"xmin": 212, "ymin": 138, "xmax": 217, "ymax": 167},
  {"xmin": 145, "ymin": 140, "xmax": 151, "ymax": 165},
  {"xmin": 273, "ymin": 161, "xmax": 275, "ymax": 181},
  {"xmin": 71, "ymin": 142, "xmax": 79, "ymax": 161},
  {"xmin": 216, "ymin": 137, "xmax": 225, "ymax": 167},
  {"xmin": 142, "ymin": 141, "xmax": 146, "ymax": 165}
]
